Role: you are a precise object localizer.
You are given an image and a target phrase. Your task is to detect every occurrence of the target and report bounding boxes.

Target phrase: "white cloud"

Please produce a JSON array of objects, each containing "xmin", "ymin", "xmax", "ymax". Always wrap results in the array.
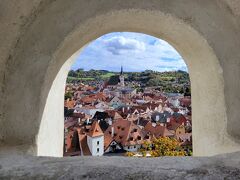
[
  {"xmin": 104, "ymin": 36, "xmax": 145, "ymax": 55},
  {"xmin": 72, "ymin": 32, "xmax": 188, "ymax": 72}
]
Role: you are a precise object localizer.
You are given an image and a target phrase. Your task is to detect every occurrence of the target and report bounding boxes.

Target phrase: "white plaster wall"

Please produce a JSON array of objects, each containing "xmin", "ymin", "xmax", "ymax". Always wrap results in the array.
[
  {"xmin": 124, "ymin": 145, "xmax": 141, "ymax": 152},
  {"xmin": 36, "ymin": 50, "xmax": 80, "ymax": 156},
  {"xmin": 87, "ymin": 135, "xmax": 104, "ymax": 156},
  {"xmin": 0, "ymin": 0, "xmax": 240, "ymax": 157}
]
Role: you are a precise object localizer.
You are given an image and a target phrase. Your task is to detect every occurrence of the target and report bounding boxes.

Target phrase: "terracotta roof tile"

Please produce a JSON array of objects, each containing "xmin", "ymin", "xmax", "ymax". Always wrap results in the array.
[
  {"xmin": 144, "ymin": 122, "xmax": 174, "ymax": 138},
  {"xmin": 88, "ymin": 121, "xmax": 104, "ymax": 137},
  {"xmin": 104, "ymin": 119, "xmax": 146, "ymax": 146},
  {"xmin": 64, "ymin": 100, "xmax": 75, "ymax": 109}
]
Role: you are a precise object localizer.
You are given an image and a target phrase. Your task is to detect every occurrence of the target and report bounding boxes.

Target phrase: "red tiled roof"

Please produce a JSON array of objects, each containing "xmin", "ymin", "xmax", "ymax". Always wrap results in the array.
[
  {"xmin": 80, "ymin": 135, "xmax": 92, "ymax": 156},
  {"xmin": 81, "ymin": 96, "xmax": 95, "ymax": 104},
  {"xmin": 104, "ymin": 133, "xmax": 113, "ymax": 150},
  {"xmin": 144, "ymin": 122, "xmax": 174, "ymax": 138},
  {"xmin": 168, "ymin": 122, "xmax": 181, "ymax": 131},
  {"xmin": 88, "ymin": 121, "xmax": 104, "ymax": 137},
  {"xmin": 104, "ymin": 119, "xmax": 146, "ymax": 146},
  {"xmin": 179, "ymin": 97, "xmax": 191, "ymax": 107},
  {"xmin": 64, "ymin": 100, "xmax": 75, "ymax": 109},
  {"xmin": 168, "ymin": 115, "xmax": 187, "ymax": 126},
  {"xmin": 72, "ymin": 112, "xmax": 85, "ymax": 118}
]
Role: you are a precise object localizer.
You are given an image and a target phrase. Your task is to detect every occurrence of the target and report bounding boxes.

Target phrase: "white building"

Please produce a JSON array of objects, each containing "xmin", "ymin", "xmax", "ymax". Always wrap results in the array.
[
  {"xmin": 87, "ymin": 121, "xmax": 104, "ymax": 156},
  {"xmin": 119, "ymin": 66, "xmax": 125, "ymax": 87},
  {"xmin": 75, "ymin": 107, "xmax": 104, "ymax": 116}
]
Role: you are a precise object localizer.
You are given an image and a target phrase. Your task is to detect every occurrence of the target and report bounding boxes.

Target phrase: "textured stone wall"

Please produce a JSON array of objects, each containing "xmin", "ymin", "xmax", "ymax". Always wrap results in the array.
[
  {"xmin": 0, "ymin": 0, "xmax": 240, "ymax": 157},
  {"xmin": 1, "ymin": 152, "xmax": 240, "ymax": 179},
  {"xmin": 0, "ymin": 0, "xmax": 46, "ymax": 143}
]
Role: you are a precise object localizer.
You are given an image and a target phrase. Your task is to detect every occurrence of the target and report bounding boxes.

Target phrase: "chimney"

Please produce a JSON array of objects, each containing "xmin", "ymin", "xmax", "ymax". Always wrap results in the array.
[
  {"xmin": 152, "ymin": 123, "xmax": 156, "ymax": 127},
  {"xmin": 111, "ymin": 127, "xmax": 114, "ymax": 137},
  {"xmin": 109, "ymin": 119, "xmax": 112, "ymax": 125},
  {"xmin": 78, "ymin": 118, "xmax": 81, "ymax": 123},
  {"xmin": 122, "ymin": 107, "xmax": 125, "ymax": 113},
  {"xmin": 86, "ymin": 118, "xmax": 89, "ymax": 125},
  {"xmin": 137, "ymin": 117, "xmax": 140, "ymax": 125},
  {"xmin": 167, "ymin": 118, "xmax": 170, "ymax": 123}
]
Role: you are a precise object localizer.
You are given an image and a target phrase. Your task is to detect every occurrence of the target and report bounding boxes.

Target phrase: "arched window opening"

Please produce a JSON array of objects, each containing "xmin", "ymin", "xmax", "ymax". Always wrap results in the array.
[{"xmin": 63, "ymin": 32, "xmax": 192, "ymax": 157}]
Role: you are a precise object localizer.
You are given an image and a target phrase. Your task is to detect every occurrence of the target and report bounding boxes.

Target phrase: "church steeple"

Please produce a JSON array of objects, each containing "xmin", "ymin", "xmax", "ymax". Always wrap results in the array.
[
  {"xmin": 119, "ymin": 66, "xmax": 125, "ymax": 87},
  {"xmin": 120, "ymin": 66, "xmax": 123, "ymax": 75}
]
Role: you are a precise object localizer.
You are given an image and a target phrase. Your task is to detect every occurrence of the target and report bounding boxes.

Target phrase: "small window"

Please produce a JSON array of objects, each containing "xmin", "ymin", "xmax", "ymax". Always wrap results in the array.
[
  {"xmin": 134, "ymin": 146, "xmax": 136, "ymax": 148},
  {"xmin": 97, "ymin": 148, "xmax": 99, "ymax": 153},
  {"xmin": 97, "ymin": 141, "xmax": 99, "ymax": 145}
]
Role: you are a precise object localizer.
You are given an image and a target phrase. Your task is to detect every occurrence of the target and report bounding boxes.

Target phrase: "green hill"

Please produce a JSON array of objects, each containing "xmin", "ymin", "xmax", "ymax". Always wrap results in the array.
[{"xmin": 66, "ymin": 69, "xmax": 190, "ymax": 94}]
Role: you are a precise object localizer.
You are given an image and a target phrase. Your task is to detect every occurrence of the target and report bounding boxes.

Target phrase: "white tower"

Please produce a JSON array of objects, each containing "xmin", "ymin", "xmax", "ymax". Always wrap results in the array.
[
  {"xmin": 119, "ymin": 66, "xmax": 125, "ymax": 87},
  {"xmin": 87, "ymin": 121, "xmax": 104, "ymax": 156}
]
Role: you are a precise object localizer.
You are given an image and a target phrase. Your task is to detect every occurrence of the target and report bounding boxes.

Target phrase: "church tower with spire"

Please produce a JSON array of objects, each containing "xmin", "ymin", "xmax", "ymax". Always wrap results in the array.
[{"xmin": 119, "ymin": 66, "xmax": 125, "ymax": 87}]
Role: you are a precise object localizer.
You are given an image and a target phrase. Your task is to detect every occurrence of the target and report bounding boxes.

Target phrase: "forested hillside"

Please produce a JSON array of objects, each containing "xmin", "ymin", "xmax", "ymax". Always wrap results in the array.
[{"xmin": 67, "ymin": 69, "xmax": 190, "ymax": 94}]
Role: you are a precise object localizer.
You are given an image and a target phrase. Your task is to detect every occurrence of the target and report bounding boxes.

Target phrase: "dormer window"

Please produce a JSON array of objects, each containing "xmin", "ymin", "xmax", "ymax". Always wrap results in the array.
[
  {"xmin": 129, "ymin": 137, "xmax": 133, "ymax": 141},
  {"xmin": 121, "ymin": 127, "xmax": 125, "ymax": 131},
  {"xmin": 137, "ymin": 136, "xmax": 141, "ymax": 140}
]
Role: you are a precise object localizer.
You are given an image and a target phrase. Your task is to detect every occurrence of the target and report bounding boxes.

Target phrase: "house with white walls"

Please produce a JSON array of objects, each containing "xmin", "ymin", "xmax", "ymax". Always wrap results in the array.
[{"xmin": 87, "ymin": 121, "xmax": 104, "ymax": 156}]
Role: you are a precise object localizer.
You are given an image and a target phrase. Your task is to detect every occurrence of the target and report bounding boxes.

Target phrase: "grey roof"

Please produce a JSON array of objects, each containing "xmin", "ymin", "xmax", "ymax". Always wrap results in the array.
[{"xmin": 151, "ymin": 112, "xmax": 167, "ymax": 123}]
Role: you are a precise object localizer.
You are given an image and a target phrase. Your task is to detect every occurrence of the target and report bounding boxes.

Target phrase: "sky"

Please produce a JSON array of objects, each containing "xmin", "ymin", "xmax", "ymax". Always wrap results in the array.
[{"xmin": 71, "ymin": 32, "xmax": 188, "ymax": 72}]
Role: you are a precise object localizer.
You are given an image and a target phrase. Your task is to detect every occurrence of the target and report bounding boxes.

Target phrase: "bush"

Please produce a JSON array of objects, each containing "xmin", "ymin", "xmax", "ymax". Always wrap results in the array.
[
  {"xmin": 125, "ymin": 152, "xmax": 135, "ymax": 157},
  {"xmin": 140, "ymin": 137, "xmax": 186, "ymax": 157}
]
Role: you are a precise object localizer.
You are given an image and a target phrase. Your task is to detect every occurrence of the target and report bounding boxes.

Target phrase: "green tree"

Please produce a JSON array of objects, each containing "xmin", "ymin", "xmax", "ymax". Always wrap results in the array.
[{"xmin": 65, "ymin": 92, "xmax": 73, "ymax": 100}]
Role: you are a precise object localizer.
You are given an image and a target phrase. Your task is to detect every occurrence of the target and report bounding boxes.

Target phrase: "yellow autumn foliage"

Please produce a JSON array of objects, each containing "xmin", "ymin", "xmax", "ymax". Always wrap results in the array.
[
  {"xmin": 125, "ymin": 137, "xmax": 187, "ymax": 157},
  {"xmin": 125, "ymin": 152, "xmax": 135, "ymax": 157},
  {"xmin": 149, "ymin": 137, "xmax": 186, "ymax": 157}
]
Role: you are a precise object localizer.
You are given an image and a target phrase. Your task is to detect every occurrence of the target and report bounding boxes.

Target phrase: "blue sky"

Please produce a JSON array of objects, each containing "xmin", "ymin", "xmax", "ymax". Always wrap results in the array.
[{"xmin": 71, "ymin": 32, "xmax": 188, "ymax": 72}]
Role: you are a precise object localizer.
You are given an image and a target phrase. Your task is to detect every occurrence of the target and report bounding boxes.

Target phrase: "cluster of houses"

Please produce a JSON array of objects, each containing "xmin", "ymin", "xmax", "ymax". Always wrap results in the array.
[{"xmin": 64, "ymin": 67, "xmax": 192, "ymax": 156}]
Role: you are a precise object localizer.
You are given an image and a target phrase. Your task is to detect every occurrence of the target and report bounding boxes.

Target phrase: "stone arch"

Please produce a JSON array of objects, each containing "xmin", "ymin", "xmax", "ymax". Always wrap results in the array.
[{"xmin": 1, "ymin": 0, "xmax": 240, "ymax": 157}]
